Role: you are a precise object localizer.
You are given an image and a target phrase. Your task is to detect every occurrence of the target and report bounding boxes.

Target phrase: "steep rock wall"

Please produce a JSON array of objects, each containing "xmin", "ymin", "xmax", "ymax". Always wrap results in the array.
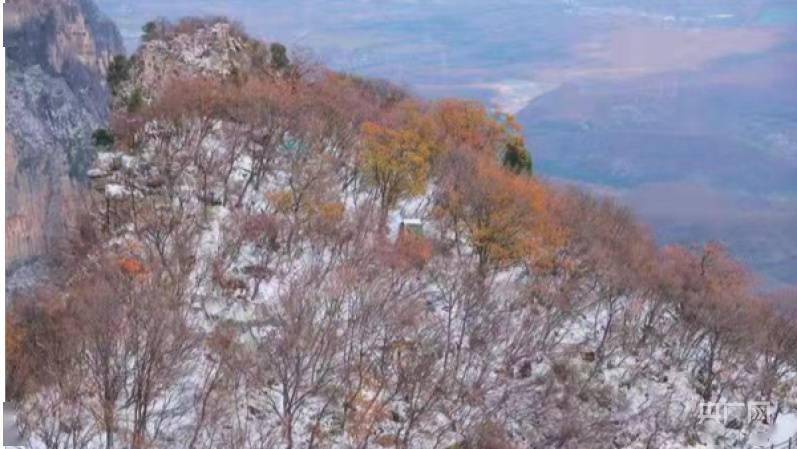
[{"xmin": 4, "ymin": 0, "xmax": 123, "ymax": 277}]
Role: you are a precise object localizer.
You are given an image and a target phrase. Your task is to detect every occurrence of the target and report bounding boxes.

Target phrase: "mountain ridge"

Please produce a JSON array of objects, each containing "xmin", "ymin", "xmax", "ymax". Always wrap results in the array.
[{"xmin": 5, "ymin": 12, "xmax": 797, "ymax": 449}]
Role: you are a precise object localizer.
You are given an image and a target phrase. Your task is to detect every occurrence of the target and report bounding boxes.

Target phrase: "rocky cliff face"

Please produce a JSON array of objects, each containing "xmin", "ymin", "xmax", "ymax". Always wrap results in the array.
[{"xmin": 4, "ymin": 0, "xmax": 124, "ymax": 284}]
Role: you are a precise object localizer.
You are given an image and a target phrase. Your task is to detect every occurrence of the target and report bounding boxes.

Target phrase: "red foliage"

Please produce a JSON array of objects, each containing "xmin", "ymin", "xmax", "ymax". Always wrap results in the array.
[
  {"xmin": 394, "ymin": 232, "xmax": 434, "ymax": 270},
  {"xmin": 240, "ymin": 212, "xmax": 281, "ymax": 249},
  {"xmin": 118, "ymin": 257, "xmax": 147, "ymax": 277}
]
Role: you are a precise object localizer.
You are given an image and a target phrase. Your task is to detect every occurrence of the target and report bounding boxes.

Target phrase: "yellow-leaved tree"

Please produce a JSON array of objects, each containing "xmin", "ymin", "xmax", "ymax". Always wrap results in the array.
[{"xmin": 360, "ymin": 102, "xmax": 437, "ymax": 216}]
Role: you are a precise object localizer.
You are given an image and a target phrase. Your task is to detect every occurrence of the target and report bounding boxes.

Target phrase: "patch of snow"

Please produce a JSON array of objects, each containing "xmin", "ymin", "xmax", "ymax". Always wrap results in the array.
[
  {"xmin": 104, "ymin": 183, "xmax": 129, "ymax": 198},
  {"xmin": 772, "ymin": 413, "xmax": 797, "ymax": 443}
]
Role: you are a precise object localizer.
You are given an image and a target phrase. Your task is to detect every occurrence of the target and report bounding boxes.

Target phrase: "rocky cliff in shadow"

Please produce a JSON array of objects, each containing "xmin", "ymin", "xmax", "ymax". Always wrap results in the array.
[{"xmin": 4, "ymin": 0, "xmax": 124, "ymax": 290}]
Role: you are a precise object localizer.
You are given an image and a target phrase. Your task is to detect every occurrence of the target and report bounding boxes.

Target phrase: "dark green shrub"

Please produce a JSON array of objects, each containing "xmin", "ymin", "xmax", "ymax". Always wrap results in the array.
[
  {"xmin": 269, "ymin": 42, "xmax": 290, "ymax": 71},
  {"xmin": 502, "ymin": 136, "xmax": 533, "ymax": 175},
  {"xmin": 106, "ymin": 55, "xmax": 130, "ymax": 95},
  {"xmin": 91, "ymin": 129, "xmax": 115, "ymax": 148},
  {"xmin": 127, "ymin": 88, "xmax": 143, "ymax": 113},
  {"xmin": 142, "ymin": 21, "xmax": 160, "ymax": 41}
]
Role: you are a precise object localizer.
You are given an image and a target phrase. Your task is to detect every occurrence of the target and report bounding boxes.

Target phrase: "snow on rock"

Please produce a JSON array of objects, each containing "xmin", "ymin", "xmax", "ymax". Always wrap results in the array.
[{"xmin": 104, "ymin": 183, "xmax": 128, "ymax": 199}]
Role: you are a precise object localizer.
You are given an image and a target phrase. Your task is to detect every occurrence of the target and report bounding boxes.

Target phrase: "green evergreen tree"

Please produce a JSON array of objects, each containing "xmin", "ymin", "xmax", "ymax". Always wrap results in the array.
[
  {"xmin": 503, "ymin": 137, "xmax": 533, "ymax": 175},
  {"xmin": 269, "ymin": 42, "xmax": 290, "ymax": 71},
  {"xmin": 142, "ymin": 21, "xmax": 159, "ymax": 42}
]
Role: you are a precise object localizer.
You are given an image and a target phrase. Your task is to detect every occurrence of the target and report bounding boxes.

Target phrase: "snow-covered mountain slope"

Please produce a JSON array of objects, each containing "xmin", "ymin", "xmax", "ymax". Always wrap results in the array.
[{"xmin": 8, "ymin": 18, "xmax": 797, "ymax": 449}]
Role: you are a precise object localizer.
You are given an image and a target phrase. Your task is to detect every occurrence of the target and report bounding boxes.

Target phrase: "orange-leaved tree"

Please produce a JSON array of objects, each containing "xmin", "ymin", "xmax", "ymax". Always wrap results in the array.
[
  {"xmin": 432, "ymin": 99, "xmax": 506, "ymax": 156},
  {"xmin": 432, "ymin": 99, "xmax": 533, "ymax": 176},
  {"xmin": 435, "ymin": 153, "xmax": 563, "ymax": 271}
]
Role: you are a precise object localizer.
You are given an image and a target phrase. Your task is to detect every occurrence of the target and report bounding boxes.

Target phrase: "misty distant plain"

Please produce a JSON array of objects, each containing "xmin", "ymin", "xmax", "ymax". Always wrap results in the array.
[{"xmin": 96, "ymin": 0, "xmax": 797, "ymax": 288}]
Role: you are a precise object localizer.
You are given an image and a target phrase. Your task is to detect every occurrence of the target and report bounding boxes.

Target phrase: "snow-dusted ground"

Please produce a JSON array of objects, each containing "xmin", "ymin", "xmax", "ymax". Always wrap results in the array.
[{"xmin": 771, "ymin": 413, "xmax": 797, "ymax": 444}]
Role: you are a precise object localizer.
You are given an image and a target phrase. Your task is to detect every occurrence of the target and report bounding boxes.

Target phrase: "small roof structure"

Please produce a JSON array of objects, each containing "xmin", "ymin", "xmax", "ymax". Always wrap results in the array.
[
  {"xmin": 400, "ymin": 218, "xmax": 423, "ymax": 226},
  {"xmin": 399, "ymin": 217, "xmax": 424, "ymax": 236}
]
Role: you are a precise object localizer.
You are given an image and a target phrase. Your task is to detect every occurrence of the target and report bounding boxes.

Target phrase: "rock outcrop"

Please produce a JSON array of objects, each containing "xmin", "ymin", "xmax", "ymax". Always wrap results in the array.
[
  {"xmin": 4, "ymin": 0, "xmax": 124, "ymax": 286},
  {"xmin": 112, "ymin": 18, "xmax": 273, "ymax": 105}
]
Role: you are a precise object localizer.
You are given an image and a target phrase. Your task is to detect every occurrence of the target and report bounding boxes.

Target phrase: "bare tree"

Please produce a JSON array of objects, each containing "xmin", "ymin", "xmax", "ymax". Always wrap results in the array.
[{"xmin": 252, "ymin": 266, "xmax": 341, "ymax": 449}]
